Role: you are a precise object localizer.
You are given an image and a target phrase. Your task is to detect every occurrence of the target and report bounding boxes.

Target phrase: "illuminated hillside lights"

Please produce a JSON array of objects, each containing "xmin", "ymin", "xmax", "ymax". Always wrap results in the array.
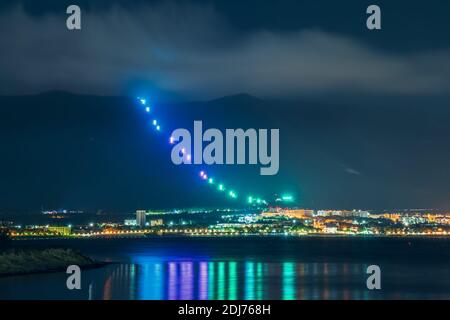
[
  {"xmin": 135, "ymin": 97, "xmax": 271, "ymax": 206},
  {"xmin": 169, "ymin": 121, "xmax": 279, "ymax": 175}
]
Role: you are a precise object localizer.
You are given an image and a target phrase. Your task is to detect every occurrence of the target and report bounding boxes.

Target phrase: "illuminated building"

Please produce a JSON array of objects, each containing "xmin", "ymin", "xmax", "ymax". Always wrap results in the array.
[
  {"xmin": 47, "ymin": 226, "xmax": 71, "ymax": 236},
  {"xmin": 351, "ymin": 210, "xmax": 370, "ymax": 218},
  {"xmin": 282, "ymin": 209, "xmax": 314, "ymax": 219},
  {"xmin": 150, "ymin": 219, "xmax": 164, "ymax": 227},
  {"xmin": 315, "ymin": 210, "xmax": 343, "ymax": 217},
  {"xmin": 260, "ymin": 209, "xmax": 314, "ymax": 219},
  {"xmin": 381, "ymin": 213, "xmax": 401, "ymax": 222},
  {"xmin": 136, "ymin": 210, "xmax": 147, "ymax": 228},
  {"xmin": 323, "ymin": 223, "xmax": 338, "ymax": 234},
  {"xmin": 124, "ymin": 219, "xmax": 137, "ymax": 226}
]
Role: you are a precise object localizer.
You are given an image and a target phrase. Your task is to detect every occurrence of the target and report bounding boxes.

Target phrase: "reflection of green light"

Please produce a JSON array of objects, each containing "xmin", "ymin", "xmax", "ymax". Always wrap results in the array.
[
  {"xmin": 218, "ymin": 262, "xmax": 226, "ymax": 300},
  {"xmin": 256, "ymin": 198, "xmax": 261, "ymax": 204},
  {"xmin": 282, "ymin": 262, "xmax": 296, "ymax": 300},
  {"xmin": 218, "ymin": 184, "xmax": 224, "ymax": 191},
  {"xmin": 282, "ymin": 195, "xmax": 293, "ymax": 201},
  {"xmin": 228, "ymin": 262, "xmax": 237, "ymax": 300},
  {"xmin": 245, "ymin": 262, "xmax": 255, "ymax": 300},
  {"xmin": 208, "ymin": 262, "xmax": 215, "ymax": 300},
  {"xmin": 248, "ymin": 196, "xmax": 253, "ymax": 203},
  {"xmin": 208, "ymin": 178, "xmax": 214, "ymax": 184},
  {"xmin": 256, "ymin": 263, "xmax": 263, "ymax": 300}
]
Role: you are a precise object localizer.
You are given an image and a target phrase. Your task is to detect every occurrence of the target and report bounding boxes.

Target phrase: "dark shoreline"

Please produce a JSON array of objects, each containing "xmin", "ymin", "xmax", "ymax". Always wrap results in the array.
[
  {"xmin": 0, "ymin": 248, "xmax": 111, "ymax": 278},
  {"xmin": 0, "ymin": 261, "xmax": 110, "ymax": 278}
]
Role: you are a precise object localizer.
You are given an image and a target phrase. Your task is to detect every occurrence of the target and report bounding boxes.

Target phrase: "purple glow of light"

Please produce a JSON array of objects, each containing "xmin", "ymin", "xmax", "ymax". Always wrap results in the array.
[
  {"xmin": 199, "ymin": 262, "xmax": 208, "ymax": 300},
  {"xmin": 169, "ymin": 136, "xmax": 174, "ymax": 144},
  {"xmin": 180, "ymin": 262, "xmax": 194, "ymax": 300},
  {"xmin": 168, "ymin": 263, "xmax": 177, "ymax": 300}
]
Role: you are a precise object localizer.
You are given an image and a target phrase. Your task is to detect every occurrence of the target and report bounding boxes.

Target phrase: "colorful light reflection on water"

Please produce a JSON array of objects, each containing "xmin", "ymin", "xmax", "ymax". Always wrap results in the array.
[
  {"xmin": 2, "ymin": 237, "xmax": 450, "ymax": 300},
  {"xmin": 94, "ymin": 261, "xmax": 373, "ymax": 300}
]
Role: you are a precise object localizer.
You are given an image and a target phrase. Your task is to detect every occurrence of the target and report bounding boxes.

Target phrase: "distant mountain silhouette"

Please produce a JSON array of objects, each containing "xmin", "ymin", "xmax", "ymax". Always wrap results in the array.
[
  {"xmin": 1, "ymin": 92, "xmax": 450, "ymax": 212},
  {"xmin": 208, "ymin": 93, "xmax": 263, "ymax": 104}
]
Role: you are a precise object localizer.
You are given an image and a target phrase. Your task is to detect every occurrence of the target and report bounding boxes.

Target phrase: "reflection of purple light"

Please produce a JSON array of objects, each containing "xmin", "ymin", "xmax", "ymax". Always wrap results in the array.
[
  {"xmin": 200, "ymin": 171, "xmax": 205, "ymax": 177},
  {"xmin": 169, "ymin": 136, "xmax": 174, "ymax": 144},
  {"xmin": 181, "ymin": 148, "xmax": 185, "ymax": 154},
  {"xmin": 168, "ymin": 263, "xmax": 177, "ymax": 300},
  {"xmin": 199, "ymin": 262, "xmax": 208, "ymax": 300},
  {"xmin": 202, "ymin": 174, "xmax": 208, "ymax": 180},
  {"xmin": 186, "ymin": 154, "xmax": 191, "ymax": 161},
  {"xmin": 180, "ymin": 262, "xmax": 194, "ymax": 300}
]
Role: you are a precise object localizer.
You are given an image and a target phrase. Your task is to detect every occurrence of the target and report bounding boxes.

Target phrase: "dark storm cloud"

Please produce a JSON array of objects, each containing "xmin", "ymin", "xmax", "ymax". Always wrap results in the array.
[{"xmin": 1, "ymin": 3, "xmax": 450, "ymax": 98}]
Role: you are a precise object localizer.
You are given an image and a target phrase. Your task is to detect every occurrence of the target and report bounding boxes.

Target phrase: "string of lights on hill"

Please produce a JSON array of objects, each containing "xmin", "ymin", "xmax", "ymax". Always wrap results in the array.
[{"xmin": 135, "ymin": 97, "xmax": 293, "ymax": 207}]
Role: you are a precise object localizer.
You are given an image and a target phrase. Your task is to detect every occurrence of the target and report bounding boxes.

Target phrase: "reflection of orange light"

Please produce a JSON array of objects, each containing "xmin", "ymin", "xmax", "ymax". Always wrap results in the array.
[{"xmin": 103, "ymin": 274, "xmax": 112, "ymax": 300}]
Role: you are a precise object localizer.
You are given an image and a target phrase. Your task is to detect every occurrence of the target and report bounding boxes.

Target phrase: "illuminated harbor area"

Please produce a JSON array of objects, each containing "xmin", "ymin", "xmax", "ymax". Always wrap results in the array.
[{"xmin": 3, "ymin": 207, "xmax": 450, "ymax": 239}]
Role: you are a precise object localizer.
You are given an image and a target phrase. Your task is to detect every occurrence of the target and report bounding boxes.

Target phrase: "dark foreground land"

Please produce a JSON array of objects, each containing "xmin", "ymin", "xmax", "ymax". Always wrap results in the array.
[{"xmin": 0, "ymin": 248, "xmax": 103, "ymax": 277}]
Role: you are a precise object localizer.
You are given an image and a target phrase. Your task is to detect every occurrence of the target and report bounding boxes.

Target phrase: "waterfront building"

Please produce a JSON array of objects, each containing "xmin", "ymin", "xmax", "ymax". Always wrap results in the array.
[
  {"xmin": 124, "ymin": 219, "xmax": 137, "ymax": 226},
  {"xmin": 47, "ymin": 226, "xmax": 71, "ymax": 236},
  {"xmin": 136, "ymin": 210, "xmax": 147, "ymax": 228},
  {"xmin": 150, "ymin": 219, "xmax": 164, "ymax": 227}
]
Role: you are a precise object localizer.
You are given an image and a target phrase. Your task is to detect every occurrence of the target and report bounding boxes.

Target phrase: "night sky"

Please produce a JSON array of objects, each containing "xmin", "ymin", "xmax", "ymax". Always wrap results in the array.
[{"xmin": 1, "ymin": 0, "xmax": 450, "ymax": 213}]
